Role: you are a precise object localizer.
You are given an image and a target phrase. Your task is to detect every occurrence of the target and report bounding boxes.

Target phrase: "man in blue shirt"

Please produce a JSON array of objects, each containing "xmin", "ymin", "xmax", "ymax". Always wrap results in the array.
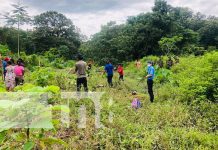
[
  {"xmin": 104, "ymin": 60, "xmax": 114, "ymax": 87},
  {"xmin": 146, "ymin": 61, "xmax": 155, "ymax": 103}
]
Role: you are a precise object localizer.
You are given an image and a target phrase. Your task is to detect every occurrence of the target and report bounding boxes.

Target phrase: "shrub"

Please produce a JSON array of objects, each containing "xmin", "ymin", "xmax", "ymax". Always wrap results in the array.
[
  {"xmin": 0, "ymin": 44, "xmax": 10, "ymax": 56},
  {"xmin": 171, "ymin": 52, "xmax": 218, "ymax": 103}
]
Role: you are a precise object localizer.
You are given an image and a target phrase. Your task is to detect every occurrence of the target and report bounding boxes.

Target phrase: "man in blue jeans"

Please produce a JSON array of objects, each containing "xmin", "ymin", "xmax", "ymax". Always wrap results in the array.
[
  {"xmin": 104, "ymin": 60, "xmax": 114, "ymax": 87},
  {"xmin": 146, "ymin": 61, "xmax": 155, "ymax": 103}
]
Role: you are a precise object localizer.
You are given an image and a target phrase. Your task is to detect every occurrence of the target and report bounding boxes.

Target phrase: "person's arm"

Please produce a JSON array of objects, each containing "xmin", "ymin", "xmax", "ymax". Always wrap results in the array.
[
  {"xmin": 22, "ymin": 67, "xmax": 25, "ymax": 75},
  {"xmin": 146, "ymin": 68, "xmax": 154, "ymax": 78},
  {"xmin": 103, "ymin": 66, "xmax": 107, "ymax": 74}
]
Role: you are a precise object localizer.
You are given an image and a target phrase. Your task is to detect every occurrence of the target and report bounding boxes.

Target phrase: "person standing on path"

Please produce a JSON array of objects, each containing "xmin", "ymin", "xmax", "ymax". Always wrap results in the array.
[
  {"xmin": 145, "ymin": 61, "xmax": 155, "ymax": 103},
  {"xmin": 75, "ymin": 55, "xmax": 88, "ymax": 92},
  {"xmin": 104, "ymin": 60, "xmax": 114, "ymax": 87}
]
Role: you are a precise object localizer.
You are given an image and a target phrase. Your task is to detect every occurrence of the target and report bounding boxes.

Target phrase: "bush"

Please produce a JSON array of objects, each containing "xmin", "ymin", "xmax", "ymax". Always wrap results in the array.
[
  {"xmin": 171, "ymin": 52, "xmax": 218, "ymax": 103},
  {"xmin": 0, "ymin": 44, "xmax": 10, "ymax": 56}
]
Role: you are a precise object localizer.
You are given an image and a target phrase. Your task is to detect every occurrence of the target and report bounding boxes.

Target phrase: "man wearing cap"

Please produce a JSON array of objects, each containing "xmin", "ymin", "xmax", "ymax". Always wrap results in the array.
[{"xmin": 145, "ymin": 61, "xmax": 155, "ymax": 103}]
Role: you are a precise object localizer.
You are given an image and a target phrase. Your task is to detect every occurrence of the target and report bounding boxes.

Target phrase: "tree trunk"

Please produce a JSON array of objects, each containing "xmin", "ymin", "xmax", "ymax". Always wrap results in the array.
[{"xmin": 18, "ymin": 16, "xmax": 20, "ymax": 58}]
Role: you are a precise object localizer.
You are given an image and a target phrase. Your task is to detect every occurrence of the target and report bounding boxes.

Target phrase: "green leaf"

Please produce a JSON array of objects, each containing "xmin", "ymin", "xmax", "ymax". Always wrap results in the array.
[
  {"xmin": 23, "ymin": 141, "xmax": 35, "ymax": 150},
  {"xmin": 0, "ymin": 131, "xmax": 6, "ymax": 143}
]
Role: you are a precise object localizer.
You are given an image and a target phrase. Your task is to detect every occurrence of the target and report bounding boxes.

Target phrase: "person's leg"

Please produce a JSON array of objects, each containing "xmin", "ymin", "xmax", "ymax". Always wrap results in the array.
[
  {"xmin": 119, "ymin": 75, "xmax": 121, "ymax": 81},
  {"xmin": 121, "ymin": 75, "xmax": 124, "ymax": 81},
  {"xmin": 82, "ymin": 77, "xmax": 88, "ymax": 92},
  {"xmin": 3, "ymin": 71, "xmax": 6, "ymax": 81},
  {"xmin": 107, "ymin": 75, "xmax": 113, "ymax": 87},
  {"xmin": 107, "ymin": 76, "xmax": 111, "ymax": 86},
  {"xmin": 110, "ymin": 75, "xmax": 113, "ymax": 87},
  {"xmin": 147, "ymin": 80, "xmax": 154, "ymax": 102},
  {"xmin": 77, "ymin": 78, "xmax": 82, "ymax": 92},
  {"xmin": 15, "ymin": 77, "xmax": 18, "ymax": 86}
]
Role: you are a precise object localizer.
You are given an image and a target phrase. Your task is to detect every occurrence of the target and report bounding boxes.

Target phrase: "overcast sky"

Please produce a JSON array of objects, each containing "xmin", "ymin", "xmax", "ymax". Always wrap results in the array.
[{"xmin": 0, "ymin": 0, "xmax": 217, "ymax": 37}]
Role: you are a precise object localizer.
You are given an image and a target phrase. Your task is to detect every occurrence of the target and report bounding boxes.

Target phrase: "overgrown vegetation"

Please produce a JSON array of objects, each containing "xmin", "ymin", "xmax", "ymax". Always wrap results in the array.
[
  {"xmin": 0, "ymin": 51, "xmax": 217, "ymax": 149},
  {"xmin": 0, "ymin": 0, "xmax": 217, "ymax": 149}
]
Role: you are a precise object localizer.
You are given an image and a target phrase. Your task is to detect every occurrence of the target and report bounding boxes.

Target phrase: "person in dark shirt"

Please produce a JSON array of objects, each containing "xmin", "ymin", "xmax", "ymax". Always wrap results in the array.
[
  {"xmin": 157, "ymin": 56, "xmax": 164, "ymax": 68},
  {"xmin": 2, "ymin": 57, "xmax": 10, "ymax": 81},
  {"xmin": 166, "ymin": 57, "xmax": 174, "ymax": 69},
  {"xmin": 104, "ymin": 60, "xmax": 114, "ymax": 87}
]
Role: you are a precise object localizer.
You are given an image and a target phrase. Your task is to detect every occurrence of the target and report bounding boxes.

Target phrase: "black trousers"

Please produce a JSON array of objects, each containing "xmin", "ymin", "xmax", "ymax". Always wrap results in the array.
[
  {"xmin": 147, "ymin": 80, "xmax": 154, "ymax": 102},
  {"xmin": 77, "ymin": 77, "xmax": 88, "ymax": 92},
  {"xmin": 119, "ymin": 75, "xmax": 124, "ymax": 81},
  {"xmin": 107, "ymin": 75, "xmax": 113, "ymax": 87},
  {"xmin": 15, "ymin": 76, "xmax": 24, "ymax": 86}
]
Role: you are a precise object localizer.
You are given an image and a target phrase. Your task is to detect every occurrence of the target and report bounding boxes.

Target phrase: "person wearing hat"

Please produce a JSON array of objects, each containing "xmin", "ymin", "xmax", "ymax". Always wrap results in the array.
[
  {"xmin": 75, "ymin": 54, "xmax": 88, "ymax": 92},
  {"xmin": 146, "ymin": 61, "xmax": 155, "ymax": 103}
]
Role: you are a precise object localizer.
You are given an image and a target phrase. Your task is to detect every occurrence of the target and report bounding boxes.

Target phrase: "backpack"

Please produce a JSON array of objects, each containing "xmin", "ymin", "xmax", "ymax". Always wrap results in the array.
[{"xmin": 131, "ymin": 98, "xmax": 141, "ymax": 109}]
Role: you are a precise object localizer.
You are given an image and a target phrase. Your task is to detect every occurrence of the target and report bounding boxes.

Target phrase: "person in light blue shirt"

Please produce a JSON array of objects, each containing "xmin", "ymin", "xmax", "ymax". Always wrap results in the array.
[
  {"xmin": 104, "ymin": 60, "xmax": 114, "ymax": 87},
  {"xmin": 145, "ymin": 61, "xmax": 155, "ymax": 102}
]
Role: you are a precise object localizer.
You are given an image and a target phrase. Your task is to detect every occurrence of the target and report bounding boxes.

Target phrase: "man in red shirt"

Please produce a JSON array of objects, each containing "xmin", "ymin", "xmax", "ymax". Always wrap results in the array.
[{"xmin": 117, "ymin": 64, "xmax": 124, "ymax": 81}]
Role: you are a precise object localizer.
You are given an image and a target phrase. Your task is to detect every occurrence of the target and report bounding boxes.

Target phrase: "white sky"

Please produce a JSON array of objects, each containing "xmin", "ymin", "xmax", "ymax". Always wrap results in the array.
[{"xmin": 0, "ymin": 0, "xmax": 217, "ymax": 37}]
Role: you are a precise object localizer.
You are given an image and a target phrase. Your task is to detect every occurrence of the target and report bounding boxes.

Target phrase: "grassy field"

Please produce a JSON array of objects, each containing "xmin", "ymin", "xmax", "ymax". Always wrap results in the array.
[{"xmin": 0, "ymin": 52, "xmax": 217, "ymax": 149}]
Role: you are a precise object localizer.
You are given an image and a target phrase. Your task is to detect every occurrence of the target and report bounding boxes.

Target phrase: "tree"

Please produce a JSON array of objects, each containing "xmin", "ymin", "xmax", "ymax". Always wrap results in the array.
[
  {"xmin": 2, "ymin": 1, "xmax": 31, "ymax": 57},
  {"xmin": 152, "ymin": 0, "xmax": 170, "ymax": 15},
  {"xmin": 158, "ymin": 36, "xmax": 183, "ymax": 55},
  {"xmin": 33, "ymin": 11, "xmax": 81, "ymax": 58},
  {"xmin": 199, "ymin": 20, "xmax": 218, "ymax": 48}
]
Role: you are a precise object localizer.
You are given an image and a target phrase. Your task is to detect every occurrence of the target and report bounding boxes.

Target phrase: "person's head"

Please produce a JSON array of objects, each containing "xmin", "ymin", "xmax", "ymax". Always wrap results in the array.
[
  {"xmin": 4, "ymin": 57, "xmax": 10, "ymax": 62},
  {"xmin": 147, "ymin": 61, "xmax": 153, "ymax": 67},
  {"xmin": 77, "ymin": 54, "xmax": 83, "ymax": 61},
  {"xmin": 106, "ymin": 59, "xmax": 111, "ymax": 64},
  {"xmin": 18, "ymin": 58, "xmax": 23, "ymax": 62},
  {"xmin": 132, "ymin": 91, "xmax": 137, "ymax": 95},
  {"xmin": 17, "ymin": 60, "xmax": 22, "ymax": 66},
  {"xmin": 10, "ymin": 58, "xmax": 15, "ymax": 64},
  {"xmin": 7, "ymin": 61, "xmax": 12, "ymax": 66}
]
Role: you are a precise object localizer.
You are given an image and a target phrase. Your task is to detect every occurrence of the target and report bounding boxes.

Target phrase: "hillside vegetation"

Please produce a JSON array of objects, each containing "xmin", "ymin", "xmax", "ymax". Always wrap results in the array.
[{"xmin": 0, "ymin": 51, "xmax": 217, "ymax": 149}]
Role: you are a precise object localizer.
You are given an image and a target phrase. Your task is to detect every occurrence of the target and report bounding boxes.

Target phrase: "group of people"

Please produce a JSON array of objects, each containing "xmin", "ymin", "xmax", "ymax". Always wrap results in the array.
[
  {"xmin": 74, "ymin": 55, "xmax": 155, "ymax": 103},
  {"xmin": 74, "ymin": 55, "xmax": 125, "ymax": 92},
  {"xmin": 157, "ymin": 56, "xmax": 179, "ymax": 69},
  {"xmin": 1, "ymin": 57, "xmax": 25, "ymax": 91}
]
